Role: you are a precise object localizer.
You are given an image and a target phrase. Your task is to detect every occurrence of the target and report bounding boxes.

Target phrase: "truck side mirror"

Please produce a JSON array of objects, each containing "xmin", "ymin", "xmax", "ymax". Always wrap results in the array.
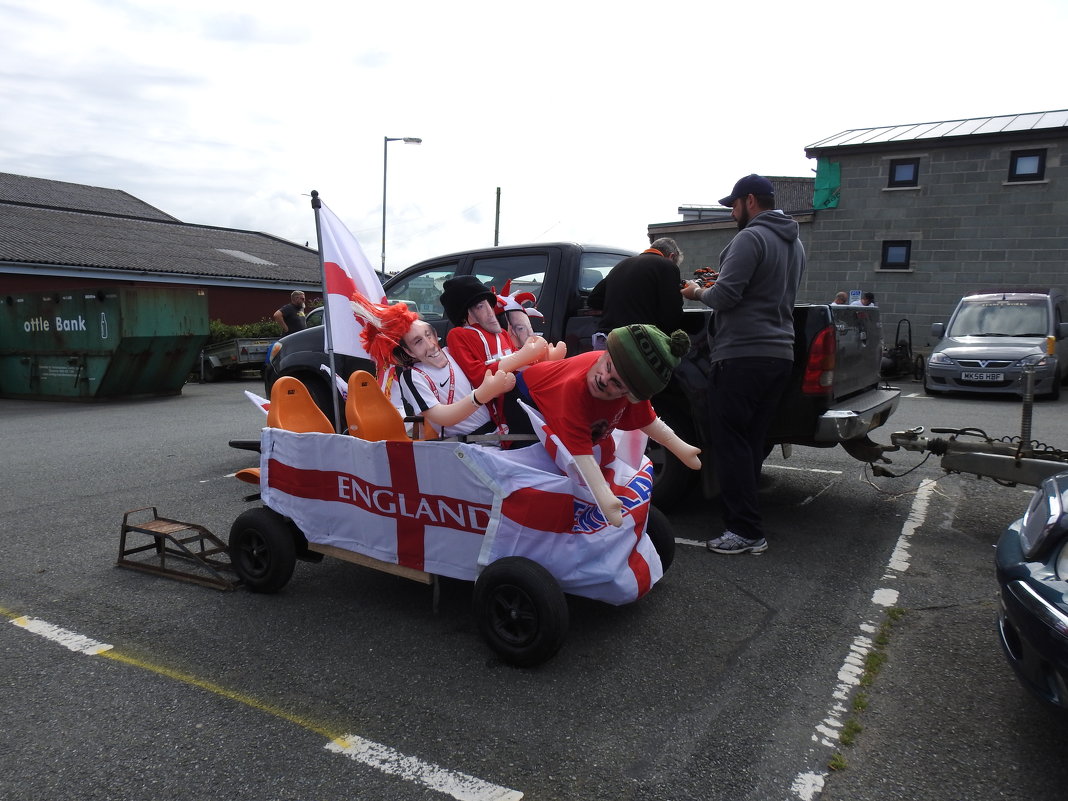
[
  {"xmin": 1056, "ymin": 321, "xmax": 1068, "ymax": 340},
  {"xmin": 930, "ymin": 322, "xmax": 945, "ymax": 339}
]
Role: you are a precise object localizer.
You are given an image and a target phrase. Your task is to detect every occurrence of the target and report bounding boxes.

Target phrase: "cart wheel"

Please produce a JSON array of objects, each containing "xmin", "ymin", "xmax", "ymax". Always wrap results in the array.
[
  {"xmin": 229, "ymin": 507, "xmax": 297, "ymax": 593},
  {"xmin": 645, "ymin": 505, "xmax": 675, "ymax": 573},
  {"xmin": 473, "ymin": 557, "xmax": 569, "ymax": 668}
]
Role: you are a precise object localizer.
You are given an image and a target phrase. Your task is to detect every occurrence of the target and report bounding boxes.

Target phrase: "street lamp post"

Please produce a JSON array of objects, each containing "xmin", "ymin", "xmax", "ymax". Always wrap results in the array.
[{"xmin": 382, "ymin": 135, "xmax": 422, "ymax": 273}]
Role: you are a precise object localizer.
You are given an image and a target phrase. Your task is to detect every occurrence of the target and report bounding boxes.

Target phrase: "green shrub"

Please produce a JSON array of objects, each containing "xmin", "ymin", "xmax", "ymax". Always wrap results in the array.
[{"xmin": 208, "ymin": 318, "xmax": 281, "ymax": 344}]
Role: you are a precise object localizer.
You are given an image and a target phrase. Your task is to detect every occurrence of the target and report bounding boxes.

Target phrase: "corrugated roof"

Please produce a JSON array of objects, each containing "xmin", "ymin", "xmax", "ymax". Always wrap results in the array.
[
  {"xmin": 0, "ymin": 172, "xmax": 321, "ymax": 283},
  {"xmin": 0, "ymin": 205, "xmax": 321, "ymax": 282},
  {"xmin": 806, "ymin": 109, "xmax": 1068, "ymax": 151},
  {"xmin": 0, "ymin": 171, "xmax": 179, "ymax": 221}
]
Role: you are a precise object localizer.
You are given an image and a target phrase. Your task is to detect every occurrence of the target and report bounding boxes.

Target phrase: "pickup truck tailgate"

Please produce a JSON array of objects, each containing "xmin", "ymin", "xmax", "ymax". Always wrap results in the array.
[{"xmin": 828, "ymin": 305, "xmax": 884, "ymax": 401}]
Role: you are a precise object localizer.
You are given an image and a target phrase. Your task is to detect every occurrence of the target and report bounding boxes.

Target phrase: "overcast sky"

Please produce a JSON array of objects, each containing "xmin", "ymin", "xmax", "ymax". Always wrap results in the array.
[{"xmin": 2, "ymin": 0, "xmax": 1066, "ymax": 273}]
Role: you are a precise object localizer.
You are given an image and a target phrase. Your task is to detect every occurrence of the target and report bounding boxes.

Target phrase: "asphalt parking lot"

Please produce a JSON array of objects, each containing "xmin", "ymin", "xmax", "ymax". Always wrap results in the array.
[{"xmin": 2, "ymin": 378, "xmax": 1067, "ymax": 800}]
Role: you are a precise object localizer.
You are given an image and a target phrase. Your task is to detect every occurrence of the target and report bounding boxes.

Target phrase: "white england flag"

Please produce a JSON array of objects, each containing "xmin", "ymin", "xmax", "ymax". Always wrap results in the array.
[
  {"xmin": 258, "ymin": 426, "xmax": 662, "ymax": 605},
  {"xmin": 317, "ymin": 200, "xmax": 385, "ymax": 359}
]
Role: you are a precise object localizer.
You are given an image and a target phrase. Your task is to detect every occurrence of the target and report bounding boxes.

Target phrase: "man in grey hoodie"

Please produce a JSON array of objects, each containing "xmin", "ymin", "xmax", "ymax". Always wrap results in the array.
[{"xmin": 681, "ymin": 174, "xmax": 806, "ymax": 554}]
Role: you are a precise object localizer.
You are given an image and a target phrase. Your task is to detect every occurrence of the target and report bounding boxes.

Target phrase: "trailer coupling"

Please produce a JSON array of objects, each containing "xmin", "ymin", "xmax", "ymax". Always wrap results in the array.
[{"xmin": 882, "ymin": 427, "xmax": 1068, "ymax": 487}]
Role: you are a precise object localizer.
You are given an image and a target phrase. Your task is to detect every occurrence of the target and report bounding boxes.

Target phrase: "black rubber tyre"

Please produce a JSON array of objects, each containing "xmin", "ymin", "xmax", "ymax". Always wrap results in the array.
[
  {"xmin": 645, "ymin": 505, "xmax": 675, "ymax": 573},
  {"xmin": 229, "ymin": 507, "xmax": 297, "ymax": 593},
  {"xmin": 202, "ymin": 360, "xmax": 224, "ymax": 383},
  {"xmin": 473, "ymin": 557, "xmax": 569, "ymax": 668},
  {"xmin": 647, "ymin": 404, "xmax": 699, "ymax": 511}
]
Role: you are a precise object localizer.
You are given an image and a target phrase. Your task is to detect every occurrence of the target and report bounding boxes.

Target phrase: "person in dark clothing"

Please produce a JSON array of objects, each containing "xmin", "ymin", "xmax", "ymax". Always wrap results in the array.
[
  {"xmin": 681, "ymin": 174, "xmax": 806, "ymax": 555},
  {"xmin": 589, "ymin": 237, "xmax": 685, "ymax": 337},
  {"xmin": 273, "ymin": 290, "xmax": 307, "ymax": 334}
]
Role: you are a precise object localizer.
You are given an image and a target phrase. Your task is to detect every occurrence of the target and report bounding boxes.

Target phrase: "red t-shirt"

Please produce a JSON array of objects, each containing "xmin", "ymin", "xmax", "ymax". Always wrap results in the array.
[
  {"xmin": 522, "ymin": 351, "xmax": 655, "ymax": 455},
  {"xmin": 446, "ymin": 325, "xmax": 514, "ymax": 387}
]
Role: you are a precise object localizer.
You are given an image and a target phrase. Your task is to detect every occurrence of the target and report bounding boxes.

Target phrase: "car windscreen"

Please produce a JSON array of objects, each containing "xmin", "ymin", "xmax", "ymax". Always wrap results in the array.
[{"xmin": 947, "ymin": 300, "xmax": 1048, "ymax": 337}]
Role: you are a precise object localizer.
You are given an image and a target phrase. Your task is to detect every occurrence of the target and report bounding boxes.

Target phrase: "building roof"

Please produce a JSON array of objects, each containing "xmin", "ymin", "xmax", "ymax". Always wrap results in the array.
[
  {"xmin": 0, "ymin": 172, "xmax": 321, "ymax": 287},
  {"xmin": 0, "ymin": 171, "xmax": 180, "ymax": 221},
  {"xmin": 806, "ymin": 109, "xmax": 1068, "ymax": 153}
]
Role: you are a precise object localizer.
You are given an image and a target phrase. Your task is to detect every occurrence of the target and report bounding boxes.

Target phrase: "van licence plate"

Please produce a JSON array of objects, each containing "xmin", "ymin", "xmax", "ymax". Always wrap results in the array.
[{"xmin": 961, "ymin": 371, "xmax": 1004, "ymax": 382}]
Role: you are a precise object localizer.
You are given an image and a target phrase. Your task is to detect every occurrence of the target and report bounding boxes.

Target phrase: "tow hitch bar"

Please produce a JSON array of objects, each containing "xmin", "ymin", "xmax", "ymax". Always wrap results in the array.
[{"xmin": 881, "ymin": 366, "xmax": 1068, "ymax": 487}]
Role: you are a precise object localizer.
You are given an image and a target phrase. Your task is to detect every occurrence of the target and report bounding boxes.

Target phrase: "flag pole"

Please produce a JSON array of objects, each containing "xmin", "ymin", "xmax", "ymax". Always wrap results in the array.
[{"xmin": 310, "ymin": 190, "xmax": 343, "ymax": 433}]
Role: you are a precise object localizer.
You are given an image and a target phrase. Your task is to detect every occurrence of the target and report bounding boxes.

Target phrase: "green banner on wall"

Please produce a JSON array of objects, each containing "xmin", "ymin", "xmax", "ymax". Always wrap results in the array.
[{"xmin": 814, "ymin": 158, "xmax": 841, "ymax": 209}]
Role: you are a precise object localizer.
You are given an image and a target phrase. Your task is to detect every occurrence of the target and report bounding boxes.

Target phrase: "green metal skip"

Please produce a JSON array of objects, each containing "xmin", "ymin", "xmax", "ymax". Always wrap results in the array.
[{"xmin": 0, "ymin": 286, "xmax": 209, "ymax": 399}]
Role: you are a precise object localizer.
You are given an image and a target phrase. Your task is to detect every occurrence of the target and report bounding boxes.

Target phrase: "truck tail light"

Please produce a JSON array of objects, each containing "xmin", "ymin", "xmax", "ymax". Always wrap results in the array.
[{"xmin": 802, "ymin": 325, "xmax": 836, "ymax": 395}]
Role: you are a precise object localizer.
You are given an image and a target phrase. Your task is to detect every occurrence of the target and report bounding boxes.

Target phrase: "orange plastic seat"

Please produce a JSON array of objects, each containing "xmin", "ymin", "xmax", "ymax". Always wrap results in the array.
[
  {"xmin": 346, "ymin": 371, "xmax": 411, "ymax": 442},
  {"xmin": 235, "ymin": 467, "xmax": 261, "ymax": 485},
  {"xmin": 267, "ymin": 376, "xmax": 334, "ymax": 433}
]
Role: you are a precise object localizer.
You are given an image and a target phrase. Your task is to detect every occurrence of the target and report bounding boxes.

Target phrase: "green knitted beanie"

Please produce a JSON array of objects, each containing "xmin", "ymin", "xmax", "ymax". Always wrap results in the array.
[{"xmin": 605, "ymin": 324, "xmax": 690, "ymax": 400}]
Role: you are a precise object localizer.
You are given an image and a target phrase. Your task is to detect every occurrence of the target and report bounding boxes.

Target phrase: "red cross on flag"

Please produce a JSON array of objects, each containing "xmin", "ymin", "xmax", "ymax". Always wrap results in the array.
[
  {"xmin": 315, "ymin": 199, "xmax": 386, "ymax": 360},
  {"xmin": 258, "ymin": 424, "xmax": 662, "ymax": 605}
]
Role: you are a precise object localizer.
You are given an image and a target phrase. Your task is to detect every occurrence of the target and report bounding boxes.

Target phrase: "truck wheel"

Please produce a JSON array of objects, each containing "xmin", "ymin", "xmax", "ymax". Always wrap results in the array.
[
  {"xmin": 229, "ymin": 507, "xmax": 297, "ymax": 593},
  {"xmin": 645, "ymin": 505, "xmax": 675, "ymax": 573},
  {"xmin": 473, "ymin": 557, "xmax": 568, "ymax": 668},
  {"xmin": 647, "ymin": 407, "xmax": 699, "ymax": 511},
  {"xmin": 913, "ymin": 355, "xmax": 925, "ymax": 381}
]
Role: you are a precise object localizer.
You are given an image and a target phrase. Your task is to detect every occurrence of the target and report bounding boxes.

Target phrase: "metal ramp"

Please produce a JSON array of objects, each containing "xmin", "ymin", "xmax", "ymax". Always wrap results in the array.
[{"xmin": 118, "ymin": 507, "xmax": 239, "ymax": 591}]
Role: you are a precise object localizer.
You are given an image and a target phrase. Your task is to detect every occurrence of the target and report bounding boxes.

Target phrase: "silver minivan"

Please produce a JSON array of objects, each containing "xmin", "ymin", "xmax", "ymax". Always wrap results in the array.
[{"xmin": 925, "ymin": 290, "xmax": 1068, "ymax": 400}]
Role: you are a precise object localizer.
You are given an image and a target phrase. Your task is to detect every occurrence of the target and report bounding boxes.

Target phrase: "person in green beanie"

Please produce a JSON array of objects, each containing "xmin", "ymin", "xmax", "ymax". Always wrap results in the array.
[{"xmin": 516, "ymin": 324, "xmax": 701, "ymax": 526}]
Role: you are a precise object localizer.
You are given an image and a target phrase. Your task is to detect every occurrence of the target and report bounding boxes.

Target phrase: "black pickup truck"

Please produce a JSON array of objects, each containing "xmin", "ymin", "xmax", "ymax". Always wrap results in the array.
[{"xmin": 264, "ymin": 241, "xmax": 900, "ymax": 508}]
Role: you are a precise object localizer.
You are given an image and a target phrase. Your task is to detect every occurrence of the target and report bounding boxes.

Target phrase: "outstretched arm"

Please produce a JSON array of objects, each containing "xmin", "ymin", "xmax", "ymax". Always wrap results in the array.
[
  {"xmin": 494, "ymin": 335, "xmax": 567, "ymax": 372},
  {"xmin": 573, "ymin": 454, "xmax": 623, "ymax": 527},
  {"xmin": 640, "ymin": 417, "xmax": 702, "ymax": 470},
  {"xmin": 422, "ymin": 369, "xmax": 516, "ymax": 428}
]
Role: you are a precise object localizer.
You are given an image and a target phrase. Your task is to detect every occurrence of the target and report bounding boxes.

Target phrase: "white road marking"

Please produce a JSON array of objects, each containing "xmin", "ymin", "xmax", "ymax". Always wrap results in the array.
[
  {"xmin": 11, "ymin": 616, "xmax": 113, "ymax": 655},
  {"xmin": 328, "ymin": 736, "xmax": 523, "ymax": 801},
  {"xmin": 764, "ymin": 464, "xmax": 843, "ymax": 475},
  {"xmin": 789, "ymin": 477, "xmax": 936, "ymax": 798},
  {"xmin": 791, "ymin": 770, "xmax": 826, "ymax": 800},
  {"xmin": 8, "ymin": 613, "xmax": 523, "ymax": 800}
]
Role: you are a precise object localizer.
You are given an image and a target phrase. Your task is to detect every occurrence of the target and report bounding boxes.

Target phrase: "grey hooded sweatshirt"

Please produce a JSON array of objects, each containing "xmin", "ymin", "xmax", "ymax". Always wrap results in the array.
[{"xmin": 695, "ymin": 210, "xmax": 806, "ymax": 363}]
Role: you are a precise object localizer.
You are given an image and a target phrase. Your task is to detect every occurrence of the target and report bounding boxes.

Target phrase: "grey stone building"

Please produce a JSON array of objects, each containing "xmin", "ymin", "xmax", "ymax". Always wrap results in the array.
[{"xmin": 649, "ymin": 109, "xmax": 1068, "ymax": 349}]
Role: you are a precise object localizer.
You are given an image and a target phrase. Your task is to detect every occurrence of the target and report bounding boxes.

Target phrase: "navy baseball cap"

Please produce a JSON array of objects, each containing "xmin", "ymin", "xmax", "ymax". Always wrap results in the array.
[{"xmin": 718, "ymin": 174, "xmax": 775, "ymax": 207}]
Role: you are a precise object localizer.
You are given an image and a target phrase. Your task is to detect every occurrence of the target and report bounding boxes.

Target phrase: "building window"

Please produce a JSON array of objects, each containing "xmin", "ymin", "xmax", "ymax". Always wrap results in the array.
[
  {"xmin": 888, "ymin": 158, "xmax": 920, "ymax": 188},
  {"xmin": 881, "ymin": 240, "xmax": 911, "ymax": 270},
  {"xmin": 1008, "ymin": 149, "xmax": 1046, "ymax": 182}
]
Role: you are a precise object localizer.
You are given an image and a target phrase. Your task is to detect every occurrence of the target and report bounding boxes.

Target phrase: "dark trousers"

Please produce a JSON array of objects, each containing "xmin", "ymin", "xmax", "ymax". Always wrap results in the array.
[{"xmin": 707, "ymin": 357, "xmax": 793, "ymax": 541}]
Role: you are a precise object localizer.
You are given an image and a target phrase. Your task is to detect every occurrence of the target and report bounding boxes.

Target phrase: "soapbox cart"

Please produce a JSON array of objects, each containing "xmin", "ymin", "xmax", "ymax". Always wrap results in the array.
[{"xmin": 229, "ymin": 375, "xmax": 675, "ymax": 667}]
